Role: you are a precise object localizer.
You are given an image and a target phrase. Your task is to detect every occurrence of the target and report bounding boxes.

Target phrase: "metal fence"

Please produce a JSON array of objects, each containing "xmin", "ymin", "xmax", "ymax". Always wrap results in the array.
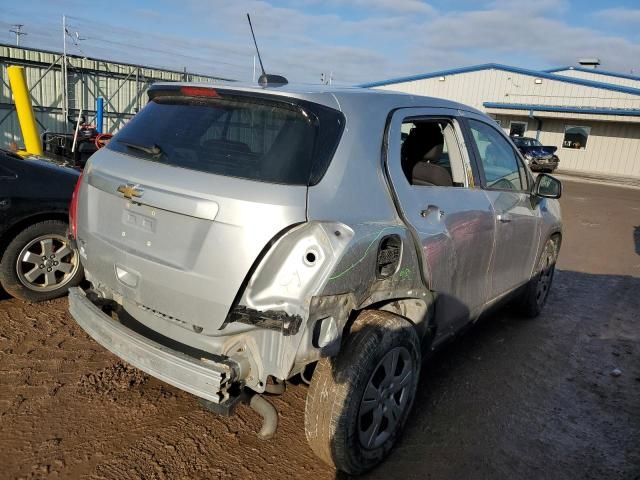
[{"xmin": 0, "ymin": 44, "xmax": 232, "ymax": 148}]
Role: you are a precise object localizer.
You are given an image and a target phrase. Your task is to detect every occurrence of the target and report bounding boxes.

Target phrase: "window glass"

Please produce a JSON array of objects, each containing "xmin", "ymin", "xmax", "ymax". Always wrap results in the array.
[
  {"xmin": 563, "ymin": 125, "xmax": 590, "ymax": 150},
  {"xmin": 108, "ymin": 95, "xmax": 344, "ymax": 186},
  {"xmin": 400, "ymin": 120, "xmax": 466, "ymax": 187},
  {"xmin": 509, "ymin": 121, "xmax": 527, "ymax": 137},
  {"xmin": 468, "ymin": 119, "xmax": 526, "ymax": 191}
]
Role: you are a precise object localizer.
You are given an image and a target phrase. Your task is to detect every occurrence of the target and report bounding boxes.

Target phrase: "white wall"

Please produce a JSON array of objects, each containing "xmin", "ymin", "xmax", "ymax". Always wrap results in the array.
[
  {"xmin": 375, "ymin": 67, "xmax": 640, "ymax": 179},
  {"xmin": 491, "ymin": 113, "xmax": 640, "ymax": 177}
]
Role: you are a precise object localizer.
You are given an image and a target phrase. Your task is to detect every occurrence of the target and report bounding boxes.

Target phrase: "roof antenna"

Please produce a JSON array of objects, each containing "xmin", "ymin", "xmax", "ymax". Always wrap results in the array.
[{"xmin": 246, "ymin": 13, "xmax": 288, "ymax": 87}]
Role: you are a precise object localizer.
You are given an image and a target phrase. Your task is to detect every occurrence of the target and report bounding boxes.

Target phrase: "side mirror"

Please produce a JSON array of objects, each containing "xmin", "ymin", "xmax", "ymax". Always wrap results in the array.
[{"xmin": 534, "ymin": 173, "xmax": 562, "ymax": 199}]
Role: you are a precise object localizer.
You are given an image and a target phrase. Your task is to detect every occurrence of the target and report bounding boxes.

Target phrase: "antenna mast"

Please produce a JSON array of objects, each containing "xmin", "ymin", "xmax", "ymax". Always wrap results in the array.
[
  {"xmin": 246, "ymin": 13, "xmax": 288, "ymax": 86},
  {"xmin": 246, "ymin": 14, "xmax": 266, "ymax": 77}
]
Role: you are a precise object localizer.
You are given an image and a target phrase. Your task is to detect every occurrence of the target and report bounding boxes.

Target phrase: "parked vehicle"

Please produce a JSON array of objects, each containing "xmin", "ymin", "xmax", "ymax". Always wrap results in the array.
[
  {"xmin": 68, "ymin": 83, "xmax": 562, "ymax": 474},
  {"xmin": 0, "ymin": 149, "xmax": 83, "ymax": 301},
  {"xmin": 510, "ymin": 135, "xmax": 560, "ymax": 172}
]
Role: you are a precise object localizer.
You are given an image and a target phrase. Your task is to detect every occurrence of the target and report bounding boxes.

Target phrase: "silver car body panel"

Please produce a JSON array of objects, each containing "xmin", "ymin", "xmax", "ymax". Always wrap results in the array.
[
  {"xmin": 385, "ymin": 108, "xmax": 497, "ymax": 335},
  {"xmin": 70, "ymin": 82, "xmax": 562, "ymax": 396},
  {"xmin": 78, "ymin": 149, "xmax": 307, "ymax": 334}
]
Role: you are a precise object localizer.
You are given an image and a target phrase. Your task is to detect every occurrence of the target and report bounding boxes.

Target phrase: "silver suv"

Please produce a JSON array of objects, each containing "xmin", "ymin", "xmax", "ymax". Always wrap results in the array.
[{"xmin": 68, "ymin": 83, "xmax": 562, "ymax": 474}]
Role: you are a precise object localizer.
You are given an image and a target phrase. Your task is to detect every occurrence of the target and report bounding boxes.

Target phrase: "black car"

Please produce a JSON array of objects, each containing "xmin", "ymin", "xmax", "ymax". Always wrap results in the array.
[
  {"xmin": 510, "ymin": 136, "xmax": 560, "ymax": 172},
  {"xmin": 0, "ymin": 149, "xmax": 83, "ymax": 302}
]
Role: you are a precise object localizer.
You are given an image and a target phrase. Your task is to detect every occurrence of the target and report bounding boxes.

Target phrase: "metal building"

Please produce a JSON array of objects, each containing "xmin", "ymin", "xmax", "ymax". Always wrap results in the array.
[
  {"xmin": 0, "ymin": 44, "xmax": 232, "ymax": 148},
  {"xmin": 363, "ymin": 64, "xmax": 640, "ymax": 179}
]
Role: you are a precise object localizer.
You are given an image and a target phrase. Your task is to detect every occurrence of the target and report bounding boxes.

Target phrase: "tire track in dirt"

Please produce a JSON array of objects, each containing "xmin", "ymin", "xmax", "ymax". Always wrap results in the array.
[{"xmin": 1, "ymin": 181, "xmax": 639, "ymax": 479}]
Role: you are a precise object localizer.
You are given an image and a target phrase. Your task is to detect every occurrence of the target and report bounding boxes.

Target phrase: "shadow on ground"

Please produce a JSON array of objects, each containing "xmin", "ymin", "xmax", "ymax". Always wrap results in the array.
[{"xmin": 334, "ymin": 270, "xmax": 640, "ymax": 480}]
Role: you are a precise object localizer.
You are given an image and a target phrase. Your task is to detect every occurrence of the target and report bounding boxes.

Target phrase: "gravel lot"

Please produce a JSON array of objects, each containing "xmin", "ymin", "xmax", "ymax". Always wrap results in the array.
[{"xmin": 1, "ymin": 179, "xmax": 638, "ymax": 480}]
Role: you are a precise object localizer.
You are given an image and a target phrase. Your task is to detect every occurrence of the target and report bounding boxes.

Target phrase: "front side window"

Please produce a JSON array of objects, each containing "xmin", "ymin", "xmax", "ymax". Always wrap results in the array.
[
  {"xmin": 563, "ymin": 125, "xmax": 591, "ymax": 150},
  {"xmin": 468, "ymin": 119, "xmax": 527, "ymax": 191}
]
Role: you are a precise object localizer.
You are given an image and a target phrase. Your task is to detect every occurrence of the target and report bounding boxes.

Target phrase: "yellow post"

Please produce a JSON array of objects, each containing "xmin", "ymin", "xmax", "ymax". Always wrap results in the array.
[{"xmin": 7, "ymin": 65, "xmax": 43, "ymax": 156}]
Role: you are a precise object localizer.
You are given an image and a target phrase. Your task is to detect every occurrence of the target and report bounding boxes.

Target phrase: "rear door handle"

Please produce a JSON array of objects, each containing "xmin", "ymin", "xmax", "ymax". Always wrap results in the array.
[
  {"xmin": 420, "ymin": 205, "xmax": 445, "ymax": 219},
  {"xmin": 497, "ymin": 213, "xmax": 512, "ymax": 223}
]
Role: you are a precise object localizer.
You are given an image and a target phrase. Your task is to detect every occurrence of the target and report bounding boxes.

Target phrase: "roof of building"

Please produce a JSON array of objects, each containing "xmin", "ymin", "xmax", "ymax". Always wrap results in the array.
[
  {"xmin": 0, "ymin": 43, "xmax": 234, "ymax": 82},
  {"xmin": 483, "ymin": 102, "xmax": 640, "ymax": 117},
  {"xmin": 359, "ymin": 63, "xmax": 640, "ymax": 96},
  {"xmin": 544, "ymin": 66, "xmax": 640, "ymax": 82}
]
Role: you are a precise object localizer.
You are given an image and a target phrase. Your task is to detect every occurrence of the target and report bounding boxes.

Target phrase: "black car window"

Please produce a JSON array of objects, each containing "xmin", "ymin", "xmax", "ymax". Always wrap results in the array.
[{"xmin": 108, "ymin": 93, "xmax": 344, "ymax": 186}]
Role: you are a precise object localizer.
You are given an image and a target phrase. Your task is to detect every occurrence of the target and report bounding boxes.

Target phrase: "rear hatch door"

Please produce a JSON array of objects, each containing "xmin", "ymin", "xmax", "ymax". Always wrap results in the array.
[{"xmin": 78, "ymin": 86, "xmax": 343, "ymax": 332}]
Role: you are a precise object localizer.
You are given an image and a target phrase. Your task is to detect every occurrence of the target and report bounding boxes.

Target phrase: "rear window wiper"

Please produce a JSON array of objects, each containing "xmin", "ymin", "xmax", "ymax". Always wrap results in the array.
[{"xmin": 117, "ymin": 139, "xmax": 164, "ymax": 157}]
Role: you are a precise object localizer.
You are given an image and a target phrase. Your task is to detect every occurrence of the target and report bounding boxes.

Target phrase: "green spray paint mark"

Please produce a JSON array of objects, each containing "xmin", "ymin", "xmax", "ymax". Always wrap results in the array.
[
  {"xmin": 328, "ymin": 227, "xmax": 396, "ymax": 281},
  {"xmin": 398, "ymin": 267, "xmax": 411, "ymax": 280}
]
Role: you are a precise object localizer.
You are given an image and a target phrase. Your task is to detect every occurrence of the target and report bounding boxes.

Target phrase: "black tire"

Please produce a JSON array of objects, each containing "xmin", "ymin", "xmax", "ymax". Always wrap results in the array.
[
  {"xmin": 519, "ymin": 236, "xmax": 558, "ymax": 318},
  {"xmin": 305, "ymin": 310, "xmax": 421, "ymax": 475},
  {"xmin": 0, "ymin": 220, "xmax": 83, "ymax": 302}
]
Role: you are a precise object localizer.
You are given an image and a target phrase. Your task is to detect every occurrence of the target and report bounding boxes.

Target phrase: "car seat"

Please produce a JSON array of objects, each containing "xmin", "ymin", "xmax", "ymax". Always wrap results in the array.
[{"xmin": 401, "ymin": 123, "xmax": 453, "ymax": 187}]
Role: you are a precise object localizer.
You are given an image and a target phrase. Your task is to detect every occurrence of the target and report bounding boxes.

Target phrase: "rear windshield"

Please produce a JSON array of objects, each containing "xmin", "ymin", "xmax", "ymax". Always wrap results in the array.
[{"xmin": 107, "ymin": 91, "xmax": 344, "ymax": 186}]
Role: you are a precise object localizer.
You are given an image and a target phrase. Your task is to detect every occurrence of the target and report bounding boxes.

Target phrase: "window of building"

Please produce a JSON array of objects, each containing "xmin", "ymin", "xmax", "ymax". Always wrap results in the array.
[
  {"xmin": 493, "ymin": 118, "xmax": 502, "ymax": 127},
  {"xmin": 563, "ymin": 125, "xmax": 591, "ymax": 150},
  {"xmin": 468, "ymin": 119, "xmax": 528, "ymax": 191},
  {"xmin": 400, "ymin": 119, "xmax": 467, "ymax": 187},
  {"xmin": 509, "ymin": 121, "xmax": 527, "ymax": 137}
]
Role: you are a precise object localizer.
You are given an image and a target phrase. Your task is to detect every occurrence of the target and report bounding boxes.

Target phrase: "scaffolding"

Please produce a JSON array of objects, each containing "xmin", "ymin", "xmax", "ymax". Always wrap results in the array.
[{"xmin": 0, "ymin": 43, "xmax": 233, "ymax": 148}]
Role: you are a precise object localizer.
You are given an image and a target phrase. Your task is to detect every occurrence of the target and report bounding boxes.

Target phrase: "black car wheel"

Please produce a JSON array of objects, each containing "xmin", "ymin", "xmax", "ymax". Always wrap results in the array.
[
  {"xmin": 305, "ymin": 310, "xmax": 421, "ymax": 475},
  {"xmin": 519, "ymin": 236, "xmax": 558, "ymax": 318},
  {"xmin": 0, "ymin": 220, "xmax": 83, "ymax": 302}
]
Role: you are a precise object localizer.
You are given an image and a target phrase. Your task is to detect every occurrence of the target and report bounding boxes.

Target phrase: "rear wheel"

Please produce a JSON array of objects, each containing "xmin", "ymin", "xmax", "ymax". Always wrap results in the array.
[
  {"xmin": 0, "ymin": 220, "xmax": 83, "ymax": 302},
  {"xmin": 519, "ymin": 236, "xmax": 558, "ymax": 317},
  {"xmin": 305, "ymin": 310, "xmax": 421, "ymax": 475}
]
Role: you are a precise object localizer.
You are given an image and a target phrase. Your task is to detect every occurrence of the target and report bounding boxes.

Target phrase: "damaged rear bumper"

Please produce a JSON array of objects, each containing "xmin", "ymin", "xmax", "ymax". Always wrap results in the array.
[{"xmin": 68, "ymin": 287, "xmax": 236, "ymax": 404}]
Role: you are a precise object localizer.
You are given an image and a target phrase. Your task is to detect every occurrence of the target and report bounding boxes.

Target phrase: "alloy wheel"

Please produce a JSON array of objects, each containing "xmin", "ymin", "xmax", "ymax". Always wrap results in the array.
[{"xmin": 16, "ymin": 234, "xmax": 79, "ymax": 292}]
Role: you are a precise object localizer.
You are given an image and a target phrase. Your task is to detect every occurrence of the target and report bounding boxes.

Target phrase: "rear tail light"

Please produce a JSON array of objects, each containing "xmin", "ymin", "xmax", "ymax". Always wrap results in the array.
[{"xmin": 69, "ymin": 172, "xmax": 84, "ymax": 239}]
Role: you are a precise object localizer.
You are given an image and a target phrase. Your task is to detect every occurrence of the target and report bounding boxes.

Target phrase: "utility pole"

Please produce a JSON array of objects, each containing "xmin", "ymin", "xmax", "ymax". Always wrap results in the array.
[
  {"xmin": 62, "ymin": 15, "xmax": 68, "ymax": 131},
  {"xmin": 9, "ymin": 24, "xmax": 27, "ymax": 46}
]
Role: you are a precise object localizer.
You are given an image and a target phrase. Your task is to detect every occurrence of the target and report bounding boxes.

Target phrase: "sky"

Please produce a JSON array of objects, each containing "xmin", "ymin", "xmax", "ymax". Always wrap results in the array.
[{"xmin": 2, "ymin": 0, "xmax": 640, "ymax": 85}]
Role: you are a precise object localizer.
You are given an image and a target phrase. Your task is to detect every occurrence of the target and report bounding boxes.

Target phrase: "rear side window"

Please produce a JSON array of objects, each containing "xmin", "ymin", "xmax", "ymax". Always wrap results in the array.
[{"xmin": 107, "ymin": 92, "xmax": 344, "ymax": 186}]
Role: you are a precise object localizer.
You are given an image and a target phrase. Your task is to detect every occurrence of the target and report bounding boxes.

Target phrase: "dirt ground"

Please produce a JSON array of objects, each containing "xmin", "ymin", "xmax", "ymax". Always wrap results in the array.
[{"xmin": 1, "ymin": 179, "xmax": 639, "ymax": 480}]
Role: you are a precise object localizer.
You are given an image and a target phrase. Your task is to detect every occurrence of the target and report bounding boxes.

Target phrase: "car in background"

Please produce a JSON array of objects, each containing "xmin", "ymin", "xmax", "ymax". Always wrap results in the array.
[
  {"xmin": 511, "ymin": 136, "xmax": 559, "ymax": 172},
  {"xmin": 0, "ymin": 149, "xmax": 84, "ymax": 302}
]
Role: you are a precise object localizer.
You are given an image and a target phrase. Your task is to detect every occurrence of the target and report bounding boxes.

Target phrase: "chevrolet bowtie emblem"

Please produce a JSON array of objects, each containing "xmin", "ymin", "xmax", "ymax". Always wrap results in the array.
[{"xmin": 117, "ymin": 183, "xmax": 144, "ymax": 200}]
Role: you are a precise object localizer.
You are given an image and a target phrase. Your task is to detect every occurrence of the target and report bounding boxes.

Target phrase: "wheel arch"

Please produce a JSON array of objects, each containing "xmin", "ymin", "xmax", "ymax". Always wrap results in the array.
[
  {"xmin": 341, "ymin": 294, "xmax": 436, "ymax": 350},
  {"xmin": 0, "ymin": 212, "xmax": 69, "ymax": 260}
]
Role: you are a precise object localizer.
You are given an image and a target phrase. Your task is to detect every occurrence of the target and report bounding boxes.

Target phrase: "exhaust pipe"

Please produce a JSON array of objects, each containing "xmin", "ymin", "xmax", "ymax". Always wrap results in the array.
[{"xmin": 249, "ymin": 394, "xmax": 278, "ymax": 440}]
